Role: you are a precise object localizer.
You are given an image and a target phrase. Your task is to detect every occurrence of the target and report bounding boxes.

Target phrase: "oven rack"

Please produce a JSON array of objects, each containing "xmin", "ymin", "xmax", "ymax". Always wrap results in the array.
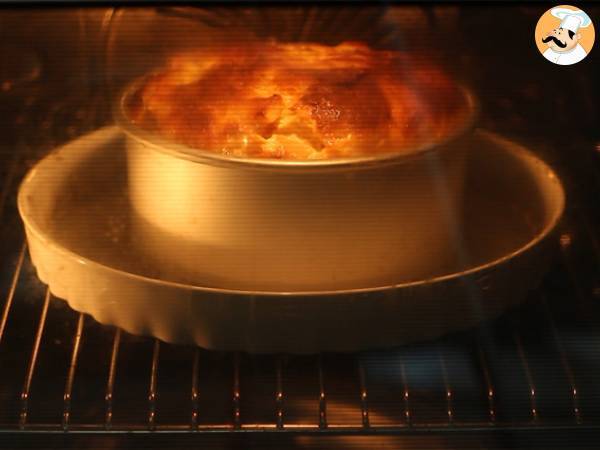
[{"xmin": 0, "ymin": 214, "xmax": 598, "ymax": 435}]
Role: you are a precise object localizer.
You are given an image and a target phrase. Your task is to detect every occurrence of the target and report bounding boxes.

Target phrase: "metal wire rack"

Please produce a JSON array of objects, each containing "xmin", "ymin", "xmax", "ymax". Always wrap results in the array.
[{"xmin": 0, "ymin": 208, "xmax": 598, "ymax": 434}]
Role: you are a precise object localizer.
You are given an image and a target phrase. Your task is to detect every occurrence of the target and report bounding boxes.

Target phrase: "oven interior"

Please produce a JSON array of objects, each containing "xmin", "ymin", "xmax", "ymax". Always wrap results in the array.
[{"xmin": 0, "ymin": 4, "xmax": 599, "ymax": 448}]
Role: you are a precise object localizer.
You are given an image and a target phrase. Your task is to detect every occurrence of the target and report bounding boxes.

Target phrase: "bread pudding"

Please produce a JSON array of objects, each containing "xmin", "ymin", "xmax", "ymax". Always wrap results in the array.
[{"xmin": 128, "ymin": 41, "xmax": 468, "ymax": 160}]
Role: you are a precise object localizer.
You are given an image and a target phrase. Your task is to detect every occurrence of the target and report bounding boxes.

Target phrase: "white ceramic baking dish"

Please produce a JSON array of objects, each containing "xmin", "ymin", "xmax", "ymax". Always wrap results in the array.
[{"xmin": 18, "ymin": 127, "xmax": 564, "ymax": 353}]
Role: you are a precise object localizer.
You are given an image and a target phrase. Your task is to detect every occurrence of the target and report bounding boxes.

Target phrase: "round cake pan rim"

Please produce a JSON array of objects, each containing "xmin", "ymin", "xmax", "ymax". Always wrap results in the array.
[
  {"xmin": 114, "ymin": 76, "xmax": 479, "ymax": 172},
  {"xmin": 17, "ymin": 127, "xmax": 565, "ymax": 298}
]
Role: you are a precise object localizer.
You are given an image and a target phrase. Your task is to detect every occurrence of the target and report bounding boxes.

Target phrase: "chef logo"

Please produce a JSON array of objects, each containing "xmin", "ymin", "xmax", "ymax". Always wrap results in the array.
[{"xmin": 535, "ymin": 5, "xmax": 595, "ymax": 65}]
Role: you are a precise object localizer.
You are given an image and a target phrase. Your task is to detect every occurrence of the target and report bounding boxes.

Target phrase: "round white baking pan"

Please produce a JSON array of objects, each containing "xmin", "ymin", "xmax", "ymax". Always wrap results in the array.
[{"xmin": 18, "ymin": 127, "xmax": 564, "ymax": 353}]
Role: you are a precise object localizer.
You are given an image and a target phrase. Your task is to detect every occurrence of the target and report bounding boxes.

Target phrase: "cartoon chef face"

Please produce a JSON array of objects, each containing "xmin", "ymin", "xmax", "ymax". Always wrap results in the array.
[
  {"xmin": 542, "ymin": 27, "xmax": 581, "ymax": 52},
  {"xmin": 537, "ymin": 6, "xmax": 593, "ymax": 66}
]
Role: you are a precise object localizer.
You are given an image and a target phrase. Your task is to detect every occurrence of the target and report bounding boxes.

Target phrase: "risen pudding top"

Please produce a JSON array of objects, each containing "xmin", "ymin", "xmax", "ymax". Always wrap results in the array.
[{"xmin": 128, "ymin": 41, "xmax": 470, "ymax": 160}]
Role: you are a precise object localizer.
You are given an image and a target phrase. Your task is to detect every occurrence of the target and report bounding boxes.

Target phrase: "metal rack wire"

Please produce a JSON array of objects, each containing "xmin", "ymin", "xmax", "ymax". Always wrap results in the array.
[{"xmin": 0, "ymin": 219, "xmax": 598, "ymax": 434}]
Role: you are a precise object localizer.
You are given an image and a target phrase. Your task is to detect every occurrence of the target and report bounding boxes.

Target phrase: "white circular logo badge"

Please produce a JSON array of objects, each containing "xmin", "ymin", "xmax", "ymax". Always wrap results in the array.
[{"xmin": 535, "ymin": 5, "xmax": 595, "ymax": 65}]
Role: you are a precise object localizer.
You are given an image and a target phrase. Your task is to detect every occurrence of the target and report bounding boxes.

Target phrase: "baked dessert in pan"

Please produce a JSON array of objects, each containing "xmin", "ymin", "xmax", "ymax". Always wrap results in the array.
[
  {"xmin": 119, "ymin": 42, "xmax": 477, "ymax": 291},
  {"xmin": 129, "ymin": 42, "xmax": 468, "ymax": 160}
]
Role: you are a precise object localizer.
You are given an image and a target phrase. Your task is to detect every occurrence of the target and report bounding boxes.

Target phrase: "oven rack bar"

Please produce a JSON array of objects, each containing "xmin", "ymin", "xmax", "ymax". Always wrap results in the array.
[
  {"xmin": 1, "ymin": 423, "xmax": 600, "ymax": 434},
  {"xmin": 0, "ymin": 217, "xmax": 598, "ymax": 435}
]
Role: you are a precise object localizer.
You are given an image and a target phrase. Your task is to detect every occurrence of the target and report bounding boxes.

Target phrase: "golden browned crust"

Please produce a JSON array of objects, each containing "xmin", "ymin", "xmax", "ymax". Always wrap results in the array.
[{"xmin": 129, "ymin": 42, "xmax": 467, "ymax": 160}]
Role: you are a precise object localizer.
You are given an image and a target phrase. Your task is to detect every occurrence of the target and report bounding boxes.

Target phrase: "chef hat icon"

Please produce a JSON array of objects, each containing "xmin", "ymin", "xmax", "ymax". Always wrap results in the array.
[{"xmin": 551, "ymin": 7, "xmax": 592, "ymax": 33}]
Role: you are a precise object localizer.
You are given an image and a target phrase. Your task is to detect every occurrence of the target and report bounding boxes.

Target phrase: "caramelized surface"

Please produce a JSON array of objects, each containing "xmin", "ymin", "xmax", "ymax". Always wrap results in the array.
[{"xmin": 130, "ymin": 42, "xmax": 468, "ymax": 160}]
